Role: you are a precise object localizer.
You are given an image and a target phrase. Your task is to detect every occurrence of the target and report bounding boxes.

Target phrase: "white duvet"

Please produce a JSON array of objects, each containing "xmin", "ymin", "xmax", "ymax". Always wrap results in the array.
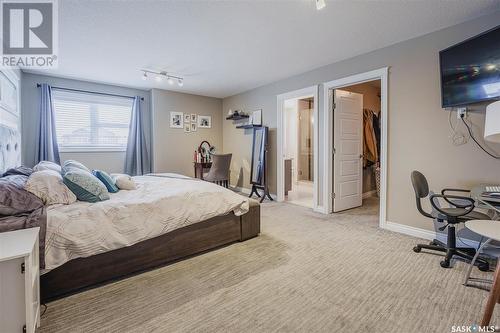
[{"xmin": 44, "ymin": 174, "xmax": 249, "ymax": 271}]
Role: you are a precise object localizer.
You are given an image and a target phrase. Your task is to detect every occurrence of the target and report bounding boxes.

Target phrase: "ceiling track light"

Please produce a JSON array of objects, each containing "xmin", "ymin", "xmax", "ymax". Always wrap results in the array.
[
  {"xmin": 140, "ymin": 69, "xmax": 184, "ymax": 87},
  {"xmin": 316, "ymin": 0, "xmax": 325, "ymax": 10}
]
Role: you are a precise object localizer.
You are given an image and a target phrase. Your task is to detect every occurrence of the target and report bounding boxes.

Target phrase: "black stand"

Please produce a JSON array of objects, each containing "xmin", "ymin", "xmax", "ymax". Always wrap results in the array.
[
  {"xmin": 249, "ymin": 184, "xmax": 273, "ymax": 203},
  {"xmin": 248, "ymin": 126, "xmax": 272, "ymax": 203}
]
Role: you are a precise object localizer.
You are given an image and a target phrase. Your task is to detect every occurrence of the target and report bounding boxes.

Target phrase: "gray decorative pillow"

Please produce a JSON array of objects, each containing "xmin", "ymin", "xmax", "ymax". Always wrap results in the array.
[
  {"xmin": 63, "ymin": 169, "xmax": 110, "ymax": 203},
  {"xmin": 62, "ymin": 160, "xmax": 90, "ymax": 174},
  {"xmin": 0, "ymin": 175, "xmax": 44, "ymax": 215},
  {"xmin": 33, "ymin": 161, "xmax": 62, "ymax": 173}
]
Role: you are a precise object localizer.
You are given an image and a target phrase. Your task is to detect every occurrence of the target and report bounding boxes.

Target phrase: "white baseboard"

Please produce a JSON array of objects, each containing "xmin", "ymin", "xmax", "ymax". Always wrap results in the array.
[
  {"xmin": 383, "ymin": 221, "xmax": 435, "ymax": 240},
  {"xmin": 383, "ymin": 220, "xmax": 482, "ymax": 249},
  {"xmin": 362, "ymin": 190, "xmax": 377, "ymax": 199}
]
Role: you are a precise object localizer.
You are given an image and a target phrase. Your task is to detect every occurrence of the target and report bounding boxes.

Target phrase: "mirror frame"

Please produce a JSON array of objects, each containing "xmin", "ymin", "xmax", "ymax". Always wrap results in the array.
[{"xmin": 250, "ymin": 126, "xmax": 268, "ymax": 186}]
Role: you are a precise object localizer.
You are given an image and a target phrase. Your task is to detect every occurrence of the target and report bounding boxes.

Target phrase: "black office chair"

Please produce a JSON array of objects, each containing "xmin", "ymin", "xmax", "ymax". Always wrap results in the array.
[{"xmin": 411, "ymin": 171, "xmax": 490, "ymax": 270}]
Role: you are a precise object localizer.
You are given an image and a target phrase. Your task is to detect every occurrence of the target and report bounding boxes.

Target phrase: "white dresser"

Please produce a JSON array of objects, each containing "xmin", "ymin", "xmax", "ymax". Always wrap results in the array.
[{"xmin": 0, "ymin": 228, "xmax": 41, "ymax": 333}]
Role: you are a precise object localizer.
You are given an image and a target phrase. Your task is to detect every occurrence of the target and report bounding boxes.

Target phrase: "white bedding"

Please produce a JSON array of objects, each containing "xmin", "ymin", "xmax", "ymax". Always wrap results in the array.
[{"xmin": 44, "ymin": 174, "xmax": 249, "ymax": 271}]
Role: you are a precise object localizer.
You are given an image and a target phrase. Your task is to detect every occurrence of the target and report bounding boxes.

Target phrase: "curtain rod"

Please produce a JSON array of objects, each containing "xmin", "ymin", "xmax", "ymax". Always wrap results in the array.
[{"xmin": 36, "ymin": 84, "xmax": 145, "ymax": 101}]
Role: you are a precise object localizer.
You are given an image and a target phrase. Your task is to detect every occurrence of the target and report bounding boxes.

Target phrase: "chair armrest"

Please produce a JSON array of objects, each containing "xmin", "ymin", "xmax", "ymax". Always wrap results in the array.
[
  {"xmin": 441, "ymin": 189, "xmax": 472, "ymax": 208},
  {"xmin": 441, "ymin": 188, "xmax": 470, "ymax": 194},
  {"xmin": 430, "ymin": 194, "xmax": 475, "ymax": 217}
]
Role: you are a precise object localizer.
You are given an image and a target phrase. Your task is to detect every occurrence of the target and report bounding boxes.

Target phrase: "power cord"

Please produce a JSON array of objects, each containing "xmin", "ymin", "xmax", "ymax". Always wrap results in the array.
[
  {"xmin": 460, "ymin": 114, "xmax": 500, "ymax": 159},
  {"xmin": 448, "ymin": 110, "xmax": 468, "ymax": 146},
  {"xmin": 41, "ymin": 303, "xmax": 48, "ymax": 317}
]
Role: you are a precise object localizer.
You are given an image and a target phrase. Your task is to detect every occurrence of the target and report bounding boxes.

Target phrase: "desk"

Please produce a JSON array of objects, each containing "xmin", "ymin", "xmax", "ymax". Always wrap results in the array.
[
  {"xmin": 193, "ymin": 162, "xmax": 212, "ymax": 180},
  {"xmin": 471, "ymin": 185, "xmax": 500, "ymax": 217},
  {"xmin": 464, "ymin": 220, "xmax": 500, "ymax": 326}
]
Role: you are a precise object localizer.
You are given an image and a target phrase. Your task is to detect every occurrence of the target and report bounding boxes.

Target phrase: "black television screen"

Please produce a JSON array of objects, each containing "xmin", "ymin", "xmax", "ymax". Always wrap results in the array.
[{"xmin": 440, "ymin": 25, "xmax": 500, "ymax": 108}]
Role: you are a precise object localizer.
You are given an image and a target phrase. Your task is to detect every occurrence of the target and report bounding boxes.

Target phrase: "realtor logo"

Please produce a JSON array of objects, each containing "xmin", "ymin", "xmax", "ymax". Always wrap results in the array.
[{"xmin": 1, "ymin": 0, "xmax": 58, "ymax": 68}]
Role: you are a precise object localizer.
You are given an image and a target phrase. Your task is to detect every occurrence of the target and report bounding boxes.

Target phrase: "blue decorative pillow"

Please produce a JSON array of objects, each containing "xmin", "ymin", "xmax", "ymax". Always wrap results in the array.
[
  {"xmin": 62, "ymin": 169, "xmax": 110, "ymax": 203},
  {"xmin": 92, "ymin": 170, "xmax": 119, "ymax": 193}
]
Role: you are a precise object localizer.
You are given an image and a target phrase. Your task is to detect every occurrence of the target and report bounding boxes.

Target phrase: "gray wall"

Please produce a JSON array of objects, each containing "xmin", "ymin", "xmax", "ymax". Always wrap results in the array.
[
  {"xmin": 20, "ymin": 73, "xmax": 151, "ymax": 173},
  {"xmin": 151, "ymin": 89, "xmax": 222, "ymax": 176},
  {"xmin": 222, "ymin": 11, "xmax": 500, "ymax": 231}
]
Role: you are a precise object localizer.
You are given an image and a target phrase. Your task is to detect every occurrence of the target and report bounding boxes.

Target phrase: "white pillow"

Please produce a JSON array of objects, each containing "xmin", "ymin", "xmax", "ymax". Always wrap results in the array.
[
  {"xmin": 25, "ymin": 170, "xmax": 77, "ymax": 205},
  {"xmin": 33, "ymin": 161, "xmax": 62, "ymax": 173},
  {"xmin": 111, "ymin": 174, "xmax": 136, "ymax": 190}
]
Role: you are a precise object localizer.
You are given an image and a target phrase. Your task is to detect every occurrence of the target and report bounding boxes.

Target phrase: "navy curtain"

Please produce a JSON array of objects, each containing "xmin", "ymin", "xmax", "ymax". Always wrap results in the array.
[
  {"xmin": 125, "ymin": 97, "xmax": 151, "ymax": 175},
  {"xmin": 35, "ymin": 83, "xmax": 60, "ymax": 164}
]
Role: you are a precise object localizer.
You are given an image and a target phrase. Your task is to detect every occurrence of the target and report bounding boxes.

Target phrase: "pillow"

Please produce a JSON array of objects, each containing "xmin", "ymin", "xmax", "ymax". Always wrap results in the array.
[
  {"xmin": 3, "ymin": 166, "xmax": 33, "ymax": 177},
  {"xmin": 92, "ymin": 170, "xmax": 119, "ymax": 193},
  {"xmin": 63, "ymin": 169, "xmax": 110, "ymax": 202},
  {"xmin": 0, "ymin": 175, "xmax": 43, "ymax": 215},
  {"xmin": 33, "ymin": 161, "xmax": 62, "ymax": 173},
  {"xmin": 111, "ymin": 174, "xmax": 136, "ymax": 190},
  {"xmin": 62, "ymin": 160, "xmax": 90, "ymax": 174},
  {"xmin": 25, "ymin": 170, "xmax": 77, "ymax": 205}
]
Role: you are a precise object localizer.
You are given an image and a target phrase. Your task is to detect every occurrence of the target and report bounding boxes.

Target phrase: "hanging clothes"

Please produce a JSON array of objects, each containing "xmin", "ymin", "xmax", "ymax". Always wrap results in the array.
[
  {"xmin": 372, "ymin": 112, "xmax": 381, "ymax": 157},
  {"xmin": 363, "ymin": 109, "xmax": 378, "ymax": 167}
]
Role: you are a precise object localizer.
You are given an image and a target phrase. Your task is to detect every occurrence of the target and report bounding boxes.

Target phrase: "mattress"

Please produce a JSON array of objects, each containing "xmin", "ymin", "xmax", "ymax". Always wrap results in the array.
[{"xmin": 43, "ymin": 174, "xmax": 249, "ymax": 271}]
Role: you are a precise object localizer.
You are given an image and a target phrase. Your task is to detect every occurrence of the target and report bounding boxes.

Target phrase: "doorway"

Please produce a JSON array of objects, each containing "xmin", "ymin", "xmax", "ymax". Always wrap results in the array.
[
  {"xmin": 277, "ymin": 86, "xmax": 319, "ymax": 211},
  {"xmin": 284, "ymin": 97, "xmax": 314, "ymax": 207},
  {"xmin": 323, "ymin": 68, "xmax": 388, "ymax": 227}
]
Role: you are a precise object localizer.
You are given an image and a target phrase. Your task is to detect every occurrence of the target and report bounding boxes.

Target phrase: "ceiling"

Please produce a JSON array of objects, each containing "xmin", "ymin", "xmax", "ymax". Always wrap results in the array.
[{"xmin": 25, "ymin": 0, "xmax": 500, "ymax": 98}]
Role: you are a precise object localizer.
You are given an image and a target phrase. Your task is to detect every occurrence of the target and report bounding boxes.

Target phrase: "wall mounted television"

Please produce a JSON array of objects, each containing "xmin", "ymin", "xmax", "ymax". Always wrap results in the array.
[{"xmin": 439, "ymin": 25, "xmax": 500, "ymax": 108}]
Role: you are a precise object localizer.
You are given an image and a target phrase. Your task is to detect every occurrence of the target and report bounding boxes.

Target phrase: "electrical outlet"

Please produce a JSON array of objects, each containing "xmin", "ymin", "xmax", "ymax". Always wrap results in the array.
[{"xmin": 457, "ymin": 107, "xmax": 467, "ymax": 119}]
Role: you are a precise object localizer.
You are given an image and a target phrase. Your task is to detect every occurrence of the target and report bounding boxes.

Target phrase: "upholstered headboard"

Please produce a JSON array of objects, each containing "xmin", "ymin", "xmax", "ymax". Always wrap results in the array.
[{"xmin": 0, "ymin": 125, "xmax": 21, "ymax": 174}]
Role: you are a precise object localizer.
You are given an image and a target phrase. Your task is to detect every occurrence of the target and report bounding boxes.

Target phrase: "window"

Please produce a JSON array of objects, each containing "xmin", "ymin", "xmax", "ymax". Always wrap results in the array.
[{"xmin": 52, "ymin": 89, "xmax": 133, "ymax": 152}]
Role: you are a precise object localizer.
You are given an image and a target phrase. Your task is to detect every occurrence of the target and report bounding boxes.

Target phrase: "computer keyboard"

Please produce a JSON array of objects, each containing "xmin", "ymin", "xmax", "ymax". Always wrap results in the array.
[{"xmin": 485, "ymin": 186, "xmax": 500, "ymax": 193}]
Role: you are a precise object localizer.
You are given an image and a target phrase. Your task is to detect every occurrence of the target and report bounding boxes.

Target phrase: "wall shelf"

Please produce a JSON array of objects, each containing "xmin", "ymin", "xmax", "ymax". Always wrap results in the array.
[
  {"xmin": 236, "ymin": 124, "xmax": 262, "ymax": 129},
  {"xmin": 226, "ymin": 114, "xmax": 249, "ymax": 120}
]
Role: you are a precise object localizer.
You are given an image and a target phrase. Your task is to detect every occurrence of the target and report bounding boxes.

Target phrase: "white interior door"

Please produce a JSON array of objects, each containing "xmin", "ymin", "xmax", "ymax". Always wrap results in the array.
[{"xmin": 333, "ymin": 89, "xmax": 363, "ymax": 212}]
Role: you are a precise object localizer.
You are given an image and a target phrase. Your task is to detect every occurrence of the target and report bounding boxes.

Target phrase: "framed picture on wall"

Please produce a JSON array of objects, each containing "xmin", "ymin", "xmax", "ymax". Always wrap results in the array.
[
  {"xmin": 190, "ymin": 114, "xmax": 197, "ymax": 122},
  {"xmin": 170, "ymin": 111, "xmax": 184, "ymax": 128},
  {"xmin": 252, "ymin": 109, "xmax": 262, "ymax": 126},
  {"xmin": 198, "ymin": 115, "xmax": 211, "ymax": 128},
  {"xmin": 184, "ymin": 113, "xmax": 191, "ymax": 123},
  {"xmin": 191, "ymin": 122, "xmax": 197, "ymax": 132},
  {"xmin": 184, "ymin": 123, "xmax": 191, "ymax": 133}
]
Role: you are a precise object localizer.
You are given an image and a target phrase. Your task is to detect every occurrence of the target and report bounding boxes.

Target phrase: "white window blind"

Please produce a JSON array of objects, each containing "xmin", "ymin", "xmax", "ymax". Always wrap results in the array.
[{"xmin": 52, "ymin": 89, "xmax": 133, "ymax": 152}]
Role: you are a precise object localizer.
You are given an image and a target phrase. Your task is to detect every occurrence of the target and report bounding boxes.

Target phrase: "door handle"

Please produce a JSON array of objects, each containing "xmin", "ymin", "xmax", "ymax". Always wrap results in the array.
[{"xmin": 359, "ymin": 154, "xmax": 363, "ymax": 158}]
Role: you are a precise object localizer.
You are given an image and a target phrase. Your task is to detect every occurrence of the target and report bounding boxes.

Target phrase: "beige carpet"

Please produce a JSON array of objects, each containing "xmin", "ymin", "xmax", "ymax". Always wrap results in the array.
[{"xmin": 38, "ymin": 198, "xmax": 499, "ymax": 332}]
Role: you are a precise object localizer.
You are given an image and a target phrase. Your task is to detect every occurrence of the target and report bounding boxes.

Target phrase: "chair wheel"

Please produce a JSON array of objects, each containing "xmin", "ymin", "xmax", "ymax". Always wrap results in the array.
[
  {"xmin": 413, "ymin": 246, "xmax": 421, "ymax": 253},
  {"xmin": 440, "ymin": 260, "xmax": 451, "ymax": 268},
  {"xmin": 478, "ymin": 262, "xmax": 490, "ymax": 272}
]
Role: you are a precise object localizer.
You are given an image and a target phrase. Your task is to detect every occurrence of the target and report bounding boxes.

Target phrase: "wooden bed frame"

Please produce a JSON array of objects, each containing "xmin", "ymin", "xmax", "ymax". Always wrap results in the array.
[{"xmin": 40, "ymin": 200, "xmax": 260, "ymax": 302}]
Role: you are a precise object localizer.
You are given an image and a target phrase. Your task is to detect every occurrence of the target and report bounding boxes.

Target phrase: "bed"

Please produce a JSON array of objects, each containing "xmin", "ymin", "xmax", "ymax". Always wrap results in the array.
[
  {"xmin": 40, "ymin": 175, "xmax": 260, "ymax": 301},
  {"xmin": 0, "ymin": 125, "xmax": 260, "ymax": 303}
]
